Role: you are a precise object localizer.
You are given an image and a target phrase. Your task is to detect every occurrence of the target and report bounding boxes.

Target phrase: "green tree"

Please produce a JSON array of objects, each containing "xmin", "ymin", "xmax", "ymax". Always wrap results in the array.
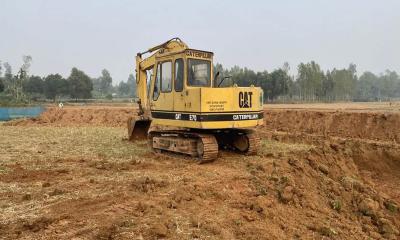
[
  {"xmin": 380, "ymin": 70, "xmax": 399, "ymax": 99},
  {"xmin": 68, "ymin": 67, "xmax": 93, "ymax": 100},
  {"xmin": 92, "ymin": 77, "xmax": 101, "ymax": 92},
  {"xmin": 256, "ymin": 71, "xmax": 269, "ymax": 100},
  {"xmin": 99, "ymin": 69, "xmax": 112, "ymax": 94},
  {"xmin": 267, "ymin": 69, "xmax": 291, "ymax": 101},
  {"xmin": 118, "ymin": 81, "xmax": 130, "ymax": 96},
  {"xmin": 21, "ymin": 56, "xmax": 32, "ymax": 73},
  {"xmin": 0, "ymin": 79, "xmax": 4, "ymax": 92},
  {"xmin": 330, "ymin": 64, "xmax": 357, "ymax": 101},
  {"xmin": 297, "ymin": 61, "xmax": 325, "ymax": 101},
  {"xmin": 356, "ymin": 72, "xmax": 378, "ymax": 101},
  {"xmin": 3, "ymin": 62, "xmax": 13, "ymax": 90},
  {"xmin": 0, "ymin": 60, "xmax": 3, "ymax": 92},
  {"xmin": 23, "ymin": 76, "xmax": 44, "ymax": 94},
  {"xmin": 127, "ymin": 73, "xmax": 136, "ymax": 97},
  {"xmin": 6, "ymin": 56, "xmax": 33, "ymax": 101},
  {"xmin": 44, "ymin": 74, "xmax": 69, "ymax": 101},
  {"xmin": 322, "ymin": 71, "xmax": 334, "ymax": 101}
]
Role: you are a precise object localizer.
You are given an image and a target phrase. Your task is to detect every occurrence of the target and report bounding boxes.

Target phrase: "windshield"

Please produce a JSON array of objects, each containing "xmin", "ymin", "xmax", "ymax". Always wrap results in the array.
[{"xmin": 187, "ymin": 59, "xmax": 211, "ymax": 87}]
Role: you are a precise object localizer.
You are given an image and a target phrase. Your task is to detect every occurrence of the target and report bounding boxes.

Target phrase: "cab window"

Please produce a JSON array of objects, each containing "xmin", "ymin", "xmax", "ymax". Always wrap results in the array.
[
  {"xmin": 174, "ymin": 58, "xmax": 184, "ymax": 92},
  {"xmin": 187, "ymin": 59, "xmax": 211, "ymax": 87},
  {"xmin": 161, "ymin": 61, "xmax": 172, "ymax": 92},
  {"xmin": 153, "ymin": 64, "xmax": 161, "ymax": 100}
]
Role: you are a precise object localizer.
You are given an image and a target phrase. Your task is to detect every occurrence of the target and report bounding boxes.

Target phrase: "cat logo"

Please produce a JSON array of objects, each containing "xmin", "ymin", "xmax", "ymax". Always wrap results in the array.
[{"xmin": 239, "ymin": 91, "xmax": 253, "ymax": 108}]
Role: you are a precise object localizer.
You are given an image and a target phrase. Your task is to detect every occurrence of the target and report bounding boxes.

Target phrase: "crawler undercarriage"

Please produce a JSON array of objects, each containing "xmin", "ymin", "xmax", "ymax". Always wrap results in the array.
[{"xmin": 148, "ymin": 129, "xmax": 260, "ymax": 163}]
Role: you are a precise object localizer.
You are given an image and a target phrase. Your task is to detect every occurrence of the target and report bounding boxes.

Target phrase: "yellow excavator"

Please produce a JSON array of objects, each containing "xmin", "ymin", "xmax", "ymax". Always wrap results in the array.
[{"xmin": 128, "ymin": 38, "xmax": 264, "ymax": 163}]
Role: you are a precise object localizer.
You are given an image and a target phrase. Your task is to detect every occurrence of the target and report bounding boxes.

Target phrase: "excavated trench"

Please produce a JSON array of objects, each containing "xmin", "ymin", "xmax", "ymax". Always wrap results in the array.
[{"xmin": 261, "ymin": 109, "xmax": 400, "ymax": 203}]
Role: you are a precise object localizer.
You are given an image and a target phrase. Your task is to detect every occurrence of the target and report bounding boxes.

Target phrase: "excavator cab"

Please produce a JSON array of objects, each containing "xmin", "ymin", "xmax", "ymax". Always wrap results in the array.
[{"xmin": 128, "ymin": 49, "xmax": 213, "ymax": 140}]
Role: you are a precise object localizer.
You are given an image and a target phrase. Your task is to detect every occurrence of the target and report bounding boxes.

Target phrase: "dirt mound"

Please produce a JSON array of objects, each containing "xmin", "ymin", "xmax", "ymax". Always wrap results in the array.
[
  {"xmin": 5, "ymin": 107, "xmax": 136, "ymax": 127},
  {"xmin": 7, "ymin": 106, "xmax": 400, "ymax": 144},
  {"xmin": 264, "ymin": 110, "xmax": 400, "ymax": 143}
]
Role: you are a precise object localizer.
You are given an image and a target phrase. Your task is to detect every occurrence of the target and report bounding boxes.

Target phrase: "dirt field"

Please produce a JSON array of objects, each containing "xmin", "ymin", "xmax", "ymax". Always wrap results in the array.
[
  {"xmin": 267, "ymin": 102, "xmax": 400, "ymax": 112},
  {"xmin": 1, "ymin": 103, "xmax": 399, "ymax": 239}
]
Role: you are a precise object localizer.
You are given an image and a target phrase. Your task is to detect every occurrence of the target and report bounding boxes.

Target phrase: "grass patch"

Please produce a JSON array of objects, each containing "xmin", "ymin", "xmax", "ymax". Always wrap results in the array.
[
  {"xmin": 319, "ymin": 226, "xmax": 337, "ymax": 237},
  {"xmin": 0, "ymin": 126, "xmax": 148, "ymax": 166},
  {"xmin": 259, "ymin": 139, "xmax": 314, "ymax": 156},
  {"xmin": 330, "ymin": 199, "xmax": 342, "ymax": 212},
  {"xmin": 0, "ymin": 165, "xmax": 7, "ymax": 173},
  {"xmin": 384, "ymin": 200, "xmax": 398, "ymax": 213}
]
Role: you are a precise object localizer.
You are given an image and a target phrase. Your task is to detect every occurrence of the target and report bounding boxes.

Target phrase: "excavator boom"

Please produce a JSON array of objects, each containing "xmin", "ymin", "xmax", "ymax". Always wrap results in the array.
[{"xmin": 128, "ymin": 38, "xmax": 188, "ymax": 141}]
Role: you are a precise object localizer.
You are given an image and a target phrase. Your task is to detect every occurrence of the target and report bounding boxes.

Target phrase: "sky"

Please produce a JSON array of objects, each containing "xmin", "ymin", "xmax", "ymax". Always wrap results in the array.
[{"xmin": 1, "ymin": 0, "xmax": 399, "ymax": 84}]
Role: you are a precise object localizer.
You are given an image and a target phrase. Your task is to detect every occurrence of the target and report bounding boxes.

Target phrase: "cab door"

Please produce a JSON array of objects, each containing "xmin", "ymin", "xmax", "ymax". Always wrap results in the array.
[
  {"xmin": 173, "ymin": 58, "xmax": 185, "ymax": 112},
  {"xmin": 150, "ymin": 61, "xmax": 174, "ymax": 112}
]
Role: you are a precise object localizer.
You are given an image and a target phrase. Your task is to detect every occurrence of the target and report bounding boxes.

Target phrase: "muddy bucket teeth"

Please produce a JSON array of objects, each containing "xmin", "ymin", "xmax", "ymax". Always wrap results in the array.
[{"xmin": 127, "ymin": 117, "xmax": 151, "ymax": 141}]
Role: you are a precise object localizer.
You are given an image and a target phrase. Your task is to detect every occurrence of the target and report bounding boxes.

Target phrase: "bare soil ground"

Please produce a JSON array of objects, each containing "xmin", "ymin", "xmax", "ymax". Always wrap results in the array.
[
  {"xmin": 1, "ymin": 102, "xmax": 399, "ymax": 239},
  {"xmin": 267, "ymin": 102, "xmax": 400, "ymax": 112},
  {"xmin": 5, "ymin": 106, "xmax": 136, "ymax": 127}
]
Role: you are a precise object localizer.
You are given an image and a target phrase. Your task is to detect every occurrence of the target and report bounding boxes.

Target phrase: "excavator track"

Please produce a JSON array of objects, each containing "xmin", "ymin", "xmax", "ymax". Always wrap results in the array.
[
  {"xmin": 196, "ymin": 134, "xmax": 219, "ymax": 163},
  {"xmin": 148, "ymin": 130, "xmax": 218, "ymax": 163},
  {"xmin": 244, "ymin": 132, "xmax": 260, "ymax": 155},
  {"xmin": 215, "ymin": 130, "xmax": 260, "ymax": 155}
]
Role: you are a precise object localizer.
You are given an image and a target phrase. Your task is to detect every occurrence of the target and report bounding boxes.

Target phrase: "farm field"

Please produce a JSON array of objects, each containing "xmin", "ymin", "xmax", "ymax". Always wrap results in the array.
[{"xmin": 0, "ymin": 102, "xmax": 399, "ymax": 239}]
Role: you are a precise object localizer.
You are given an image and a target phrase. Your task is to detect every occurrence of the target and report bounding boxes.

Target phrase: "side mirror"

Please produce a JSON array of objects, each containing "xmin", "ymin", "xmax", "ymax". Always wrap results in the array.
[
  {"xmin": 214, "ymin": 71, "xmax": 220, "ymax": 87},
  {"xmin": 214, "ymin": 71, "xmax": 220, "ymax": 80},
  {"xmin": 218, "ymin": 76, "xmax": 232, "ymax": 87}
]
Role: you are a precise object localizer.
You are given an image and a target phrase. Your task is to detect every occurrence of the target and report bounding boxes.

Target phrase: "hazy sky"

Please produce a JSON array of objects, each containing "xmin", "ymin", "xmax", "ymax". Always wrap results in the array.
[{"xmin": 1, "ymin": 0, "xmax": 399, "ymax": 84}]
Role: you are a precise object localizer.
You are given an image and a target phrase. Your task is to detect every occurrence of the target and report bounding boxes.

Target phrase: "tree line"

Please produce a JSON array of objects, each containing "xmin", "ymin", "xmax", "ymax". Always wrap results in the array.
[
  {"xmin": 215, "ymin": 62, "xmax": 400, "ymax": 102},
  {"xmin": 1, "ymin": 56, "xmax": 399, "ymax": 104},
  {"xmin": 0, "ymin": 56, "xmax": 136, "ymax": 104}
]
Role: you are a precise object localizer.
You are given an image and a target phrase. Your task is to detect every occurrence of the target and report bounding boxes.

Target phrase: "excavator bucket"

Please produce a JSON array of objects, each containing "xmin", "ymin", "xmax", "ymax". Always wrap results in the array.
[{"xmin": 127, "ymin": 117, "xmax": 151, "ymax": 141}]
